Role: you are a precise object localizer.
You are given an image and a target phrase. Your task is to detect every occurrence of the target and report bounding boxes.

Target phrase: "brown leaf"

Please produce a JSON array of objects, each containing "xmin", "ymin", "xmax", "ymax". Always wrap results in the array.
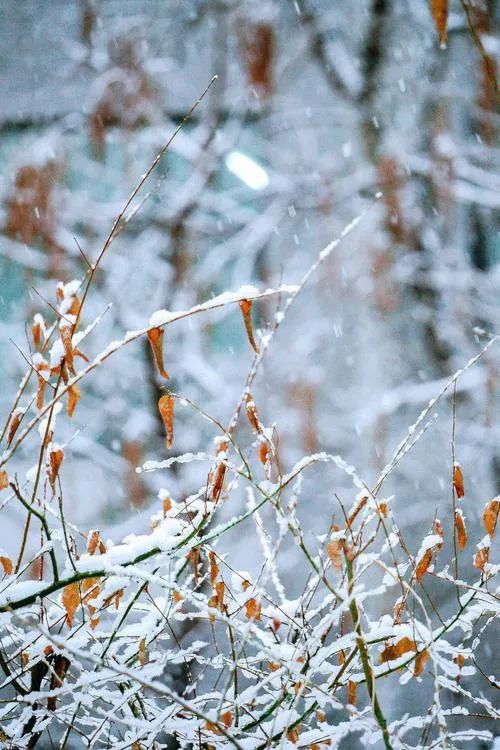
[
  {"xmin": 138, "ymin": 637, "xmax": 148, "ymax": 666},
  {"xmin": 158, "ymin": 394, "xmax": 174, "ymax": 450},
  {"xmin": 32, "ymin": 317, "xmax": 44, "ymax": 349},
  {"xmin": 147, "ymin": 327, "xmax": 169, "ymax": 379},
  {"xmin": 347, "ymin": 680, "xmax": 357, "ymax": 706},
  {"xmin": 209, "ymin": 551, "xmax": 219, "ymax": 586},
  {"xmin": 453, "ymin": 463, "xmax": 465, "ymax": 498},
  {"xmin": 414, "ymin": 650, "xmax": 430, "ymax": 677},
  {"xmin": 454, "ymin": 510, "xmax": 467, "ymax": 550},
  {"xmin": 380, "ymin": 637, "xmax": 417, "ymax": 663},
  {"xmin": 239, "ymin": 299, "xmax": 259, "ymax": 354},
  {"xmin": 36, "ymin": 373, "xmax": 47, "ymax": 410},
  {"xmin": 327, "ymin": 527, "xmax": 343, "ymax": 571},
  {"xmin": 48, "ymin": 447, "xmax": 64, "ymax": 492},
  {"xmin": 258, "ymin": 439, "xmax": 270, "ymax": 465},
  {"xmin": 7, "ymin": 410, "xmax": 23, "ymax": 447},
  {"xmin": 0, "ymin": 471, "xmax": 8, "ymax": 491},
  {"xmin": 431, "ymin": 0, "xmax": 448, "ymax": 46},
  {"xmin": 245, "ymin": 393, "xmax": 261, "ymax": 432},
  {"xmin": 220, "ymin": 710, "xmax": 232, "ymax": 728},
  {"xmin": 474, "ymin": 546, "xmax": 489, "ymax": 572},
  {"xmin": 47, "ymin": 655, "xmax": 70, "ymax": 711},
  {"xmin": 60, "ymin": 322, "xmax": 75, "ymax": 375},
  {"xmin": 0, "ymin": 556, "xmax": 13, "ymax": 576},
  {"xmin": 483, "ymin": 498, "xmax": 499, "ymax": 537},
  {"xmin": 62, "ymin": 583, "xmax": 80, "ymax": 627},
  {"xmin": 188, "ymin": 548, "xmax": 200, "ymax": 586},
  {"xmin": 209, "ymin": 461, "xmax": 226, "ymax": 505},
  {"xmin": 347, "ymin": 496, "xmax": 368, "ymax": 529},
  {"xmin": 67, "ymin": 384, "xmax": 81, "ymax": 417},
  {"xmin": 416, "ymin": 549, "xmax": 433, "ymax": 581},
  {"xmin": 245, "ymin": 597, "xmax": 262, "ymax": 621}
]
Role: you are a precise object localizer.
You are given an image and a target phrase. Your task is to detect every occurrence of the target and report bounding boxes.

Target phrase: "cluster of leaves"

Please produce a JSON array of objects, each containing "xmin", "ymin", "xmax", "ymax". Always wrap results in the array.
[{"xmin": 0, "ymin": 80, "xmax": 499, "ymax": 750}]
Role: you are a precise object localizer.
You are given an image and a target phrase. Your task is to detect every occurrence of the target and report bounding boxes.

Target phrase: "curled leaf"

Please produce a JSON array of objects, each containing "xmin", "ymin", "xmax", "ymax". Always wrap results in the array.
[
  {"xmin": 239, "ymin": 299, "xmax": 259, "ymax": 354},
  {"xmin": 474, "ymin": 545, "xmax": 489, "ymax": 572},
  {"xmin": 47, "ymin": 655, "xmax": 70, "ymax": 711},
  {"xmin": 416, "ymin": 548, "xmax": 433, "ymax": 581},
  {"xmin": 453, "ymin": 463, "xmax": 465, "ymax": 498},
  {"xmin": 7, "ymin": 409, "xmax": 24, "ymax": 447},
  {"xmin": 67, "ymin": 383, "xmax": 81, "ymax": 417},
  {"xmin": 209, "ymin": 550, "xmax": 219, "ymax": 586},
  {"xmin": 483, "ymin": 498, "xmax": 499, "ymax": 537},
  {"xmin": 158, "ymin": 394, "xmax": 174, "ymax": 450},
  {"xmin": 454, "ymin": 510, "xmax": 467, "ymax": 550},
  {"xmin": 245, "ymin": 393, "xmax": 261, "ymax": 432},
  {"xmin": 48, "ymin": 446, "xmax": 64, "ymax": 492},
  {"xmin": 138, "ymin": 638, "xmax": 148, "ymax": 666},
  {"xmin": 347, "ymin": 680, "xmax": 357, "ymax": 707},
  {"xmin": 147, "ymin": 327, "xmax": 169, "ymax": 379}
]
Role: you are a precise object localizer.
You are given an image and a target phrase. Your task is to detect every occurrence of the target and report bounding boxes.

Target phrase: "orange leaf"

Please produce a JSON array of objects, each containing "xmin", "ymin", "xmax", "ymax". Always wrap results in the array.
[
  {"xmin": 67, "ymin": 384, "xmax": 80, "ymax": 417},
  {"xmin": 147, "ymin": 327, "xmax": 169, "ymax": 379},
  {"xmin": 245, "ymin": 597, "xmax": 262, "ymax": 621},
  {"xmin": 239, "ymin": 299, "xmax": 259, "ymax": 354},
  {"xmin": 215, "ymin": 580, "xmax": 225, "ymax": 611},
  {"xmin": 258, "ymin": 439, "xmax": 269, "ymax": 465},
  {"xmin": 48, "ymin": 447, "xmax": 64, "ymax": 492},
  {"xmin": 220, "ymin": 710, "xmax": 232, "ymax": 728},
  {"xmin": 474, "ymin": 546, "xmax": 489, "ymax": 572},
  {"xmin": 380, "ymin": 637, "xmax": 417, "ymax": 663},
  {"xmin": 0, "ymin": 471, "xmax": 8, "ymax": 491},
  {"xmin": 158, "ymin": 394, "xmax": 174, "ymax": 450},
  {"xmin": 62, "ymin": 583, "xmax": 80, "ymax": 627},
  {"xmin": 414, "ymin": 650, "xmax": 430, "ymax": 677},
  {"xmin": 454, "ymin": 510, "xmax": 467, "ymax": 550},
  {"xmin": 36, "ymin": 373, "xmax": 47, "ymax": 410},
  {"xmin": 188, "ymin": 548, "xmax": 200, "ymax": 586},
  {"xmin": 0, "ymin": 556, "xmax": 13, "ymax": 576},
  {"xmin": 245, "ymin": 393, "xmax": 261, "ymax": 432},
  {"xmin": 483, "ymin": 498, "xmax": 499, "ymax": 537},
  {"xmin": 453, "ymin": 463, "xmax": 465, "ymax": 498},
  {"xmin": 7, "ymin": 410, "xmax": 23, "ymax": 447},
  {"xmin": 416, "ymin": 549, "xmax": 433, "ymax": 581},
  {"xmin": 347, "ymin": 680, "xmax": 357, "ymax": 706},
  {"xmin": 431, "ymin": 0, "xmax": 448, "ymax": 46}
]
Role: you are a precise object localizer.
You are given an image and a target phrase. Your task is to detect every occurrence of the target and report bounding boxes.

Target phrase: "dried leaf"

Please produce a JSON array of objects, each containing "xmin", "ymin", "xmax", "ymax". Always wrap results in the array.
[
  {"xmin": 431, "ymin": 0, "xmax": 448, "ymax": 46},
  {"xmin": 67, "ymin": 384, "xmax": 81, "ymax": 417},
  {"xmin": 188, "ymin": 548, "xmax": 200, "ymax": 586},
  {"xmin": 474, "ymin": 546, "xmax": 489, "ymax": 572},
  {"xmin": 380, "ymin": 637, "xmax": 417, "ymax": 663},
  {"xmin": 245, "ymin": 597, "xmax": 262, "ymax": 621},
  {"xmin": 0, "ymin": 556, "xmax": 13, "ymax": 576},
  {"xmin": 483, "ymin": 498, "xmax": 499, "ymax": 537},
  {"xmin": 414, "ymin": 650, "xmax": 430, "ymax": 677},
  {"xmin": 416, "ymin": 549, "xmax": 433, "ymax": 581},
  {"xmin": 60, "ymin": 322, "xmax": 75, "ymax": 375},
  {"xmin": 48, "ymin": 447, "xmax": 64, "ymax": 491},
  {"xmin": 209, "ymin": 461, "xmax": 226, "ymax": 505},
  {"xmin": 347, "ymin": 496, "xmax": 368, "ymax": 528},
  {"xmin": 172, "ymin": 590, "xmax": 183, "ymax": 603},
  {"xmin": 258, "ymin": 439, "xmax": 269, "ymax": 465},
  {"xmin": 62, "ymin": 583, "xmax": 80, "ymax": 627},
  {"xmin": 158, "ymin": 394, "xmax": 174, "ymax": 450},
  {"xmin": 209, "ymin": 551, "xmax": 219, "ymax": 586},
  {"xmin": 36, "ymin": 373, "xmax": 47, "ymax": 410},
  {"xmin": 239, "ymin": 299, "xmax": 259, "ymax": 354},
  {"xmin": 147, "ymin": 327, "xmax": 169, "ymax": 379},
  {"xmin": 7, "ymin": 410, "xmax": 23, "ymax": 447},
  {"xmin": 0, "ymin": 471, "xmax": 8, "ymax": 491},
  {"xmin": 454, "ymin": 510, "xmax": 467, "ymax": 550},
  {"xmin": 453, "ymin": 463, "xmax": 465, "ymax": 498},
  {"xmin": 138, "ymin": 637, "xmax": 148, "ymax": 666},
  {"xmin": 220, "ymin": 711, "xmax": 232, "ymax": 728},
  {"xmin": 347, "ymin": 680, "xmax": 357, "ymax": 706},
  {"xmin": 48, "ymin": 655, "xmax": 70, "ymax": 711},
  {"xmin": 245, "ymin": 393, "xmax": 261, "ymax": 432},
  {"xmin": 287, "ymin": 728, "xmax": 300, "ymax": 743},
  {"xmin": 327, "ymin": 528, "xmax": 343, "ymax": 571}
]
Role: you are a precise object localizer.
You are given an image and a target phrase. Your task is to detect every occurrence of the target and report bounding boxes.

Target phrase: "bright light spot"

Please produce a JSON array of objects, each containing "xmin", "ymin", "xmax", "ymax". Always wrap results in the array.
[{"xmin": 225, "ymin": 151, "xmax": 269, "ymax": 191}]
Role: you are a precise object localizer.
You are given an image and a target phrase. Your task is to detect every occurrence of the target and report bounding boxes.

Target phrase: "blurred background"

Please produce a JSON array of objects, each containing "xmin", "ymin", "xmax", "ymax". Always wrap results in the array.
[{"xmin": 0, "ymin": 0, "xmax": 498, "ymax": 655}]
